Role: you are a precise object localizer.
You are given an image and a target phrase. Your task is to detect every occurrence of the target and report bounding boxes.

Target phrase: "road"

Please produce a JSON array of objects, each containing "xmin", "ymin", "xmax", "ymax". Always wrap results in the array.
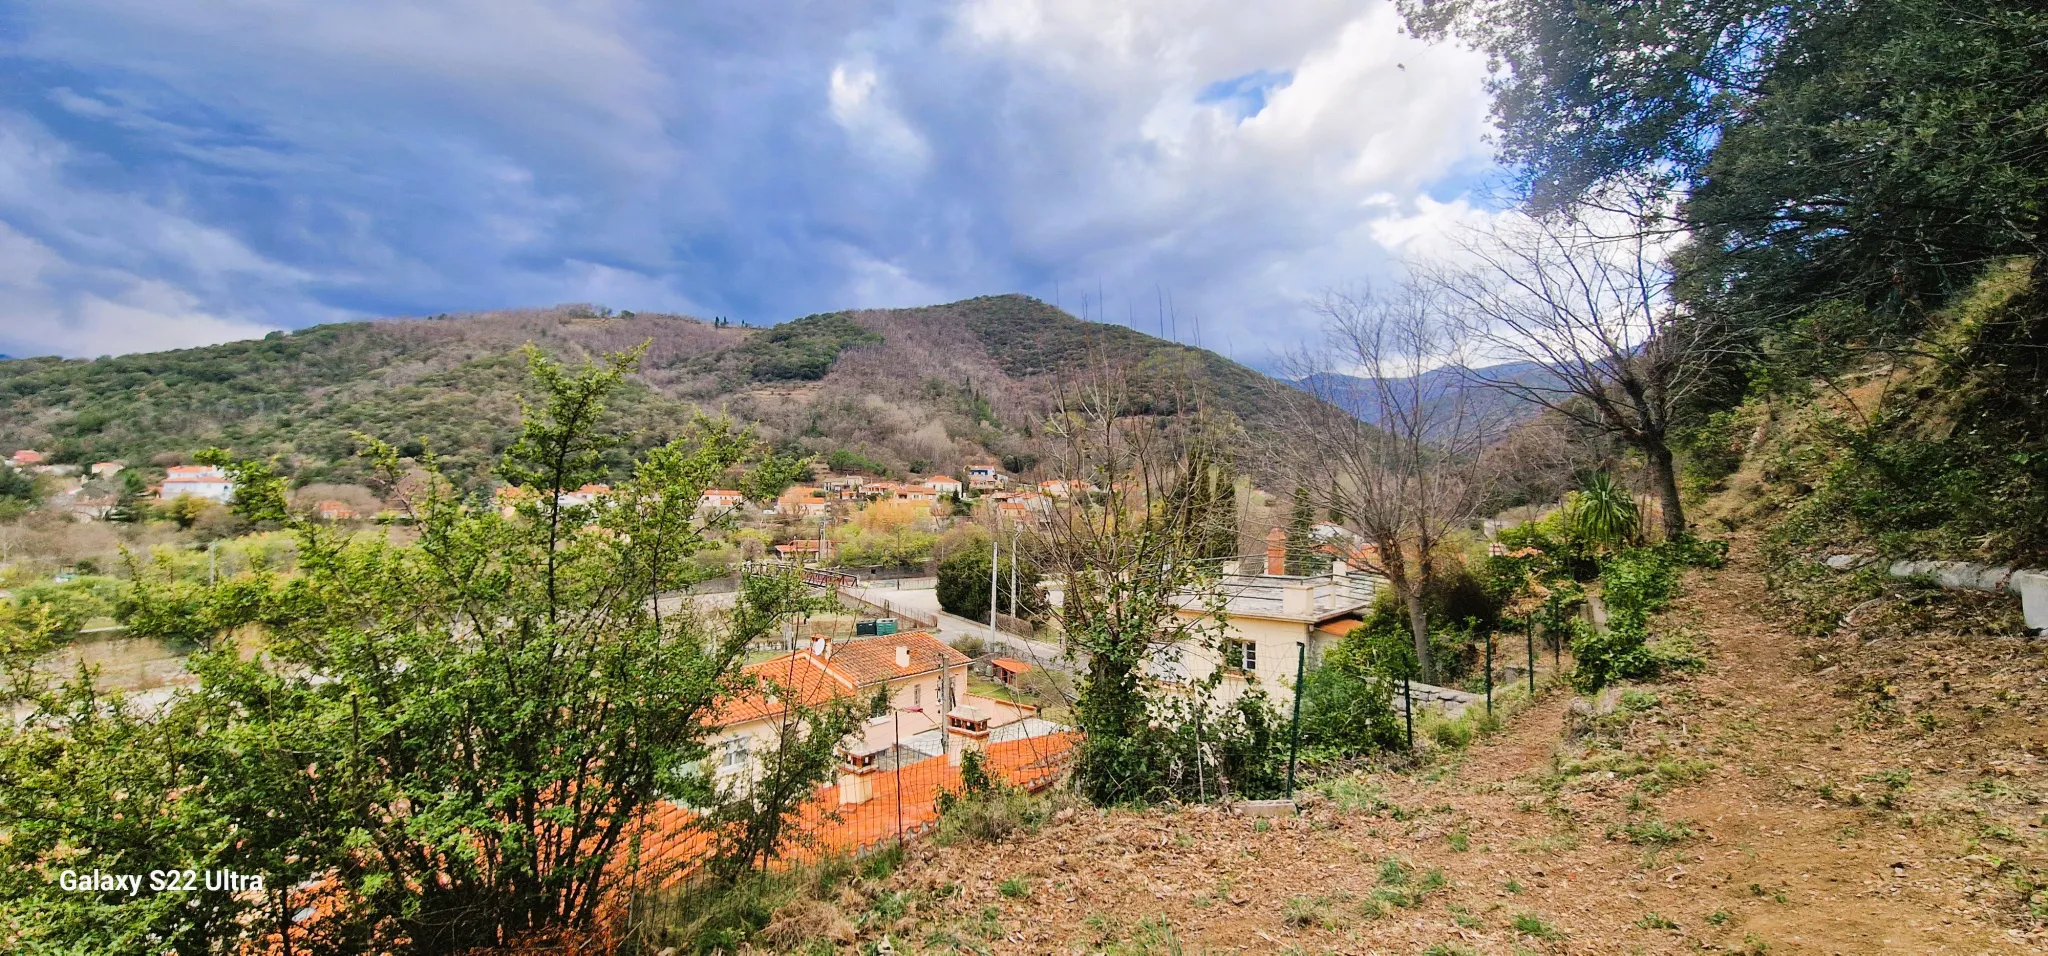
[{"xmin": 841, "ymin": 583, "xmax": 1077, "ymax": 674}]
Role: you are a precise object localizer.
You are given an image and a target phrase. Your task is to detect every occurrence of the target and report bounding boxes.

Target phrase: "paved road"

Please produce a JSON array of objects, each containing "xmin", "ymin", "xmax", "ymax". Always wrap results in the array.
[{"xmin": 842, "ymin": 584, "xmax": 1076, "ymax": 673}]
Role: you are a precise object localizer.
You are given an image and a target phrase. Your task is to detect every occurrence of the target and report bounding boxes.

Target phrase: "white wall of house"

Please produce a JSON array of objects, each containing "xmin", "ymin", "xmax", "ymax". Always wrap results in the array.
[{"xmin": 1159, "ymin": 610, "xmax": 1335, "ymax": 709}]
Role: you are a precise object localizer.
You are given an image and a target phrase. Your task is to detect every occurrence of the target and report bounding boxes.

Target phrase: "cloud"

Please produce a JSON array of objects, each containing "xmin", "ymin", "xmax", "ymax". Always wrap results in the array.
[{"xmin": 0, "ymin": 0, "xmax": 1502, "ymax": 362}]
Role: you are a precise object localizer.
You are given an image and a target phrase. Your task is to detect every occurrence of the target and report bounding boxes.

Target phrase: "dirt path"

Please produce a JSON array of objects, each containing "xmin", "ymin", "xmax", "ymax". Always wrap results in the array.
[{"xmin": 874, "ymin": 541, "xmax": 2044, "ymax": 954}]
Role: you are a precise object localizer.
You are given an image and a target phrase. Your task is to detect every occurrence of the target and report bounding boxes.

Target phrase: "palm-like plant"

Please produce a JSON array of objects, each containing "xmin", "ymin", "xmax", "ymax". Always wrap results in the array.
[{"xmin": 1567, "ymin": 472, "xmax": 1640, "ymax": 549}]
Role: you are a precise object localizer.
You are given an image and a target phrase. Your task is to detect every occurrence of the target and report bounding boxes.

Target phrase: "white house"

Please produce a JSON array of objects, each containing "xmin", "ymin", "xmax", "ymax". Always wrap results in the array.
[
  {"xmin": 158, "ymin": 465, "xmax": 235, "ymax": 503},
  {"xmin": 1150, "ymin": 528, "xmax": 1384, "ymax": 710},
  {"xmin": 699, "ymin": 489, "xmax": 747, "ymax": 511}
]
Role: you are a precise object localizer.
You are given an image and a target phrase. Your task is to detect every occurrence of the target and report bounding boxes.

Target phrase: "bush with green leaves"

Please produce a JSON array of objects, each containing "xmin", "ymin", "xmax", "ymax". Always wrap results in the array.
[
  {"xmin": 1, "ymin": 347, "xmax": 824, "ymax": 955},
  {"xmin": 1571, "ymin": 542, "xmax": 1716, "ymax": 691},
  {"xmin": 10, "ymin": 575, "xmax": 123, "ymax": 638},
  {"xmin": 935, "ymin": 539, "xmax": 1039, "ymax": 622}
]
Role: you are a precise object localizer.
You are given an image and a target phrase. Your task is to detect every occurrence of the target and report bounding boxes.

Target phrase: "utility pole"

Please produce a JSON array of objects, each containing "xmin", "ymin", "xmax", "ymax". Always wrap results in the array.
[
  {"xmin": 988, "ymin": 522, "xmax": 1000, "ymax": 645},
  {"xmin": 1485, "ymin": 630, "xmax": 1494, "ymax": 717}
]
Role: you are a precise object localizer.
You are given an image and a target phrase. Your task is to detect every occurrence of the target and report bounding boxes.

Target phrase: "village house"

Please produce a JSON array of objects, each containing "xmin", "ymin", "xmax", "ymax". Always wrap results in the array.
[
  {"xmin": 9, "ymin": 449, "xmax": 45, "ymax": 468},
  {"xmin": 897, "ymin": 486, "xmax": 937, "ymax": 504},
  {"xmin": 819, "ymin": 474, "xmax": 865, "ymax": 495},
  {"xmin": 557, "ymin": 483, "xmax": 610, "ymax": 508},
  {"xmin": 775, "ymin": 486, "xmax": 830, "ymax": 518},
  {"xmin": 922, "ymin": 476, "xmax": 962, "ymax": 496},
  {"xmin": 62, "ymin": 488, "xmax": 118, "ymax": 520},
  {"xmin": 859, "ymin": 481, "xmax": 902, "ymax": 500},
  {"xmin": 158, "ymin": 465, "xmax": 236, "ymax": 503},
  {"xmin": 90, "ymin": 461, "xmax": 124, "ymax": 478},
  {"xmin": 315, "ymin": 500, "xmax": 359, "ymax": 522},
  {"xmin": 965, "ymin": 462, "xmax": 1007, "ymax": 491},
  {"xmin": 698, "ymin": 488, "xmax": 746, "ymax": 511},
  {"xmin": 1149, "ymin": 527, "xmax": 1385, "ymax": 710},
  {"xmin": 1036, "ymin": 478, "xmax": 1098, "ymax": 498},
  {"xmin": 707, "ymin": 631, "xmax": 1020, "ymax": 786},
  {"xmin": 772, "ymin": 538, "xmax": 824, "ymax": 560}
]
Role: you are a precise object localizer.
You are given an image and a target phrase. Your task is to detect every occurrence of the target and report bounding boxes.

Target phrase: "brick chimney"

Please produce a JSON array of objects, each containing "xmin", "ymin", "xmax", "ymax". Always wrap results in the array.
[
  {"xmin": 946, "ymin": 705, "xmax": 990, "ymax": 766},
  {"xmin": 1265, "ymin": 527, "xmax": 1287, "ymax": 576},
  {"xmin": 838, "ymin": 745, "xmax": 886, "ymax": 806}
]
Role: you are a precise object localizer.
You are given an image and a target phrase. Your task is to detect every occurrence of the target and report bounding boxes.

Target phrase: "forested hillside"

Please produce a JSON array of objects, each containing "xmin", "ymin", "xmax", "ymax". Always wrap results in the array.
[{"xmin": 0, "ymin": 295, "xmax": 1279, "ymax": 487}]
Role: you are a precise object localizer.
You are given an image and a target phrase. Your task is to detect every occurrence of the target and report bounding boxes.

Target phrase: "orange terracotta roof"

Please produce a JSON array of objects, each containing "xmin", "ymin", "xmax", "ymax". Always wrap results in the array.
[
  {"xmin": 823, "ymin": 631, "xmax": 970, "ymax": 686},
  {"xmin": 712, "ymin": 654, "xmax": 856, "ymax": 726},
  {"xmin": 631, "ymin": 733, "xmax": 1077, "ymax": 884},
  {"xmin": 990, "ymin": 657, "xmax": 1033, "ymax": 674},
  {"xmin": 1316, "ymin": 617, "xmax": 1365, "ymax": 637}
]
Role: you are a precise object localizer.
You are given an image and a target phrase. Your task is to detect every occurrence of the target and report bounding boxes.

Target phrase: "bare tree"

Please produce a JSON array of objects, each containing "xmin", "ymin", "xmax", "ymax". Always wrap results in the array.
[
  {"xmin": 1033, "ymin": 358, "xmax": 1240, "ymax": 804},
  {"xmin": 1275, "ymin": 280, "xmax": 1500, "ymax": 683},
  {"xmin": 1425, "ymin": 203, "xmax": 1723, "ymax": 540}
]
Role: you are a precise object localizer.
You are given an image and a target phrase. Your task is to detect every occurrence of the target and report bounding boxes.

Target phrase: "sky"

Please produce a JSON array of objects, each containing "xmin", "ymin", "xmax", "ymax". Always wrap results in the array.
[{"xmin": 0, "ymin": 0, "xmax": 1505, "ymax": 367}]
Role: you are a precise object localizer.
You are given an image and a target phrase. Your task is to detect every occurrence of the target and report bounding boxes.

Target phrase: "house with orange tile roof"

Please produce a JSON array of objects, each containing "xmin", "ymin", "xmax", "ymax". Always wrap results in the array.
[
  {"xmin": 706, "ymin": 651, "xmax": 860, "ymax": 786},
  {"xmin": 922, "ymin": 476, "xmax": 962, "ymax": 495},
  {"xmin": 775, "ymin": 485, "xmax": 830, "ymax": 518},
  {"xmin": 698, "ymin": 489, "xmax": 746, "ymax": 511},
  {"xmin": 707, "ymin": 632, "xmax": 977, "ymax": 787},
  {"xmin": 314, "ymin": 500, "xmax": 359, "ymax": 522},
  {"xmin": 558, "ymin": 483, "xmax": 610, "ymax": 507},
  {"xmin": 990, "ymin": 657, "xmax": 1033, "ymax": 687},
  {"xmin": 158, "ymin": 464, "xmax": 235, "ymax": 503}
]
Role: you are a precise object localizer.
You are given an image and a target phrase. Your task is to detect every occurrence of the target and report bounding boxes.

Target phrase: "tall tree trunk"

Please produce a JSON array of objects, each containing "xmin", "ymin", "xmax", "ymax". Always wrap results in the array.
[
  {"xmin": 1404, "ymin": 587, "xmax": 1433, "ymax": 685},
  {"xmin": 1646, "ymin": 441, "xmax": 1686, "ymax": 541}
]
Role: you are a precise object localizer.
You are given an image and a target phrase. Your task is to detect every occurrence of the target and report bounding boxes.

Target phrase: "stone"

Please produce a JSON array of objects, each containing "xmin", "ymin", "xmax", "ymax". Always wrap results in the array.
[
  {"xmin": 2010, "ymin": 570, "xmax": 2048, "ymax": 634},
  {"xmin": 1233, "ymin": 799, "xmax": 1298, "ymax": 818}
]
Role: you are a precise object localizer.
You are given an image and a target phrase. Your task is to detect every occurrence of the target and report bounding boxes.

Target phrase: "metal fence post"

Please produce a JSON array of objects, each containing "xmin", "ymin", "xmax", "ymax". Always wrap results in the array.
[
  {"xmin": 1287, "ymin": 642, "xmax": 1305, "ymax": 797},
  {"xmin": 1526, "ymin": 617, "xmax": 1536, "ymax": 695}
]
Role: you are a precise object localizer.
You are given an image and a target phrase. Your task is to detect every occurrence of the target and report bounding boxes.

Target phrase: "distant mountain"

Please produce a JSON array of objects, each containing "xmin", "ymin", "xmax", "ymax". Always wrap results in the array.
[
  {"xmin": 0, "ymin": 295, "xmax": 1290, "ymax": 488},
  {"xmin": 1293, "ymin": 360, "xmax": 1561, "ymax": 435}
]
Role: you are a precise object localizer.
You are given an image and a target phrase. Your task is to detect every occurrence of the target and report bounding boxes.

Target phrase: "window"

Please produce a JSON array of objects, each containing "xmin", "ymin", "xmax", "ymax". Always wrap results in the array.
[
  {"xmin": 912, "ymin": 683, "xmax": 921, "ymax": 708},
  {"xmin": 720, "ymin": 737, "xmax": 750, "ymax": 769},
  {"xmin": 1233, "ymin": 640, "xmax": 1258, "ymax": 672}
]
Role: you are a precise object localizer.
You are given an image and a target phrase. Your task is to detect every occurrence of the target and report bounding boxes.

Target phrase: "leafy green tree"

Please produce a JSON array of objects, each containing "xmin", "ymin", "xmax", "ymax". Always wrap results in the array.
[
  {"xmin": 0, "ymin": 463, "xmax": 34, "ymax": 503},
  {"xmin": 1405, "ymin": 0, "xmax": 2048, "ymax": 326},
  {"xmin": 2, "ymin": 347, "xmax": 814, "ymax": 954},
  {"xmin": 936, "ymin": 537, "xmax": 1039, "ymax": 622},
  {"xmin": 105, "ymin": 470, "xmax": 150, "ymax": 523}
]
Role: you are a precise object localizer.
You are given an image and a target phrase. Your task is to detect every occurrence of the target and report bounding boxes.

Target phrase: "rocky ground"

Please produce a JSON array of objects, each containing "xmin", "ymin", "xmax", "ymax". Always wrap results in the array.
[{"xmin": 823, "ymin": 539, "xmax": 2047, "ymax": 954}]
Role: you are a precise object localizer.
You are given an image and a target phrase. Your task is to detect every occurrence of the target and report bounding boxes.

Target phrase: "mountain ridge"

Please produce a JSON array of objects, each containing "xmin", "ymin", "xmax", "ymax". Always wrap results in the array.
[{"xmin": 0, "ymin": 295, "xmax": 1288, "ymax": 488}]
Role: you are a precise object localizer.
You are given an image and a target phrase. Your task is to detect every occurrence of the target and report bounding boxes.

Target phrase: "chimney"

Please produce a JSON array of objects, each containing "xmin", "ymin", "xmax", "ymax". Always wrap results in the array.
[
  {"xmin": 1331, "ymin": 557, "xmax": 1348, "ymax": 577},
  {"xmin": 895, "ymin": 645, "xmax": 911, "ymax": 669},
  {"xmin": 838, "ymin": 746, "xmax": 884, "ymax": 806},
  {"xmin": 1283, "ymin": 584, "xmax": 1314, "ymax": 617},
  {"xmin": 1265, "ymin": 527, "xmax": 1287, "ymax": 576},
  {"xmin": 946, "ymin": 705, "xmax": 991, "ymax": 766}
]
